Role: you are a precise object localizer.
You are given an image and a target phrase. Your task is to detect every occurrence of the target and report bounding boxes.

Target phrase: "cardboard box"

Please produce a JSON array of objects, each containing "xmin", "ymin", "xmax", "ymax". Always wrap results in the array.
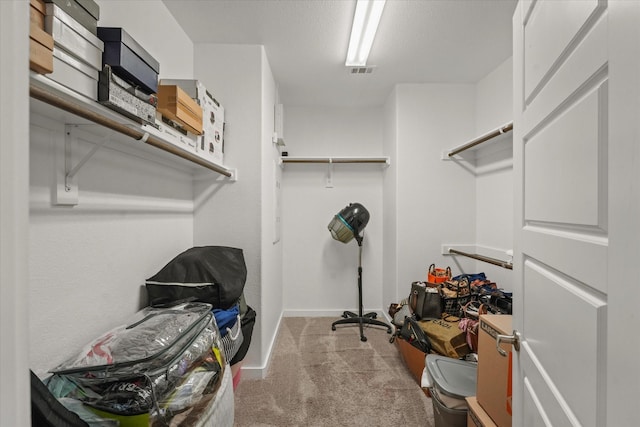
[
  {"xmin": 159, "ymin": 79, "xmax": 225, "ymax": 164},
  {"xmin": 477, "ymin": 315, "xmax": 512, "ymax": 427},
  {"xmin": 30, "ymin": 0, "xmax": 46, "ymax": 30},
  {"xmin": 394, "ymin": 336, "xmax": 426, "ymax": 385},
  {"xmin": 29, "ymin": 25, "xmax": 54, "ymax": 74},
  {"xmin": 466, "ymin": 396, "xmax": 498, "ymax": 427},
  {"xmin": 157, "ymin": 85, "xmax": 203, "ymax": 135}
]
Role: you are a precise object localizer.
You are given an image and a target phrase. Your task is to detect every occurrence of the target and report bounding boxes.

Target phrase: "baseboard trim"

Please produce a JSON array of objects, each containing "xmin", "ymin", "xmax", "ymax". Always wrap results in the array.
[
  {"xmin": 238, "ymin": 312, "xmax": 283, "ymax": 381},
  {"xmin": 282, "ymin": 308, "xmax": 386, "ymax": 317}
]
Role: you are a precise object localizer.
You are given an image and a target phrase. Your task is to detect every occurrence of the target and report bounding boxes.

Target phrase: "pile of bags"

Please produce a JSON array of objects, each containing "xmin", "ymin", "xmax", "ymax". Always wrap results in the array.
[
  {"xmin": 42, "ymin": 246, "xmax": 255, "ymax": 427},
  {"xmin": 389, "ymin": 265, "xmax": 512, "ymax": 359}
]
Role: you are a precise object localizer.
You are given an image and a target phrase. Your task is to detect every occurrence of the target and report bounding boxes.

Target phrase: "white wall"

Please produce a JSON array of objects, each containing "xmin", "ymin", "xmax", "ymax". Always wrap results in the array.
[
  {"xmin": 259, "ymin": 49, "xmax": 284, "ymax": 375},
  {"xmin": 382, "ymin": 88, "xmax": 399, "ymax": 306},
  {"xmin": 28, "ymin": 1, "xmax": 196, "ymax": 377},
  {"xmin": 394, "ymin": 84, "xmax": 477, "ymax": 297},
  {"xmin": 1, "ymin": 1, "xmax": 30, "ymax": 424},
  {"xmin": 97, "ymin": 0, "xmax": 194, "ymax": 79},
  {"xmin": 282, "ymin": 106, "xmax": 385, "ymax": 315},
  {"xmin": 283, "ymin": 76, "xmax": 513, "ymax": 315},
  {"xmin": 194, "ymin": 44, "xmax": 282, "ymax": 378},
  {"xmin": 473, "ymin": 56, "xmax": 514, "ymax": 289},
  {"xmin": 28, "ymin": 122, "xmax": 195, "ymax": 377}
]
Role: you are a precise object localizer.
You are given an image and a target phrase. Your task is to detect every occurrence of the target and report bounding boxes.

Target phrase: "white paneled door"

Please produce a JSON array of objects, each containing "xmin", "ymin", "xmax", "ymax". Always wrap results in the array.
[{"xmin": 513, "ymin": 1, "xmax": 610, "ymax": 426}]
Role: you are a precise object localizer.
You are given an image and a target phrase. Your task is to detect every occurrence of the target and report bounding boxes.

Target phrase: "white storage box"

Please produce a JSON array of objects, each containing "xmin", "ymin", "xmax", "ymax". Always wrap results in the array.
[
  {"xmin": 49, "ymin": 47, "xmax": 98, "ymax": 100},
  {"xmin": 142, "ymin": 118, "xmax": 198, "ymax": 156},
  {"xmin": 45, "ymin": 3, "xmax": 103, "ymax": 70}
]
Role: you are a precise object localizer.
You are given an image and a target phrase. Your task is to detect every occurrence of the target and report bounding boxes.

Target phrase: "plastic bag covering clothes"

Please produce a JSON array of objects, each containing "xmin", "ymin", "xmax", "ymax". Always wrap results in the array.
[
  {"xmin": 48, "ymin": 302, "xmax": 230, "ymax": 426},
  {"xmin": 146, "ymin": 246, "xmax": 247, "ymax": 310}
]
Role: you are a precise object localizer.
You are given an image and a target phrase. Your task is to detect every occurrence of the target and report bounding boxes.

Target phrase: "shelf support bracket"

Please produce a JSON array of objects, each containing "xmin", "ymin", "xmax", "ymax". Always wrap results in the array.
[{"xmin": 55, "ymin": 125, "xmax": 109, "ymax": 206}]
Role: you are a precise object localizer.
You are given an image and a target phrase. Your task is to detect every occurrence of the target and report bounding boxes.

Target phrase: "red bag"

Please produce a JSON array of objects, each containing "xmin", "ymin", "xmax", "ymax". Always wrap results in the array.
[{"xmin": 427, "ymin": 264, "xmax": 451, "ymax": 283}]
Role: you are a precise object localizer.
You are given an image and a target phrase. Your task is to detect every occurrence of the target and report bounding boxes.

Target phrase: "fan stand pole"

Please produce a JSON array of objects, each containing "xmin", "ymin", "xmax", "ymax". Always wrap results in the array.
[{"xmin": 331, "ymin": 235, "xmax": 392, "ymax": 342}]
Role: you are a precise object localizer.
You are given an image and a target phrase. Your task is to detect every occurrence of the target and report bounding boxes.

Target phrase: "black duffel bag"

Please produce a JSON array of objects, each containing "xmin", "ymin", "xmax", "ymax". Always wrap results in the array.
[
  {"xmin": 146, "ymin": 246, "xmax": 247, "ymax": 310},
  {"xmin": 230, "ymin": 305, "xmax": 256, "ymax": 365}
]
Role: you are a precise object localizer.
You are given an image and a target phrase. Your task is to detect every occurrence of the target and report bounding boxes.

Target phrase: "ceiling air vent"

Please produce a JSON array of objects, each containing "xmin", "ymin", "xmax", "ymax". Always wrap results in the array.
[{"xmin": 348, "ymin": 66, "xmax": 376, "ymax": 75}]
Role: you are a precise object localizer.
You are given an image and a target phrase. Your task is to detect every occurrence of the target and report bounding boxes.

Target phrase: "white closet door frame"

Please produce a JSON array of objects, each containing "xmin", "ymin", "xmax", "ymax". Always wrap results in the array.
[
  {"xmin": 607, "ymin": 1, "xmax": 640, "ymax": 425},
  {"xmin": 0, "ymin": 1, "xmax": 30, "ymax": 426}
]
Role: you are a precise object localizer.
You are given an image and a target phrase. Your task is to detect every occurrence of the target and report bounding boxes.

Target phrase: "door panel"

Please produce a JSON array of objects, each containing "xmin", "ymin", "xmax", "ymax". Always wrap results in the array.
[
  {"xmin": 524, "ymin": 0, "xmax": 603, "ymax": 101},
  {"xmin": 522, "ymin": 228, "xmax": 607, "ymax": 293},
  {"xmin": 522, "ymin": 13, "xmax": 607, "ymax": 136},
  {"xmin": 523, "ymin": 260, "xmax": 606, "ymax": 425},
  {"xmin": 524, "ymin": 85, "xmax": 605, "ymax": 227},
  {"xmin": 523, "ymin": 362, "xmax": 572, "ymax": 426},
  {"xmin": 514, "ymin": 1, "xmax": 608, "ymax": 426},
  {"xmin": 522, "ymin": 381, "xmax": 547, "ymax": 426}
]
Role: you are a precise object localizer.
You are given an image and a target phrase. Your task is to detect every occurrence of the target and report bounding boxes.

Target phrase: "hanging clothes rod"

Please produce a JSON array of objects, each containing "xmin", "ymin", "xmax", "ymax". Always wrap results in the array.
[
  {"xmin": 448, "ymin": 248, "xmax": 513, "ymax": 270},
  {"xmin": 29, "ymin": 83, "xmax": 234, "ymax": 178},
  {"xmin": 448, "ymin": 121, "xmax": 513, "ymax": 157},
  {"xmin": 281, "ymin": 156, "xmax": 389, "ymax": 164}
]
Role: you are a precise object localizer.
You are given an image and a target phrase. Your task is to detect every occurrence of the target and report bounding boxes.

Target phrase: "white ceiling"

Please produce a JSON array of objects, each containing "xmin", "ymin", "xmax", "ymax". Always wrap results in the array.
[{"xmin": 162, "ymin": 0, "xmax": 517, "ymax": 107}]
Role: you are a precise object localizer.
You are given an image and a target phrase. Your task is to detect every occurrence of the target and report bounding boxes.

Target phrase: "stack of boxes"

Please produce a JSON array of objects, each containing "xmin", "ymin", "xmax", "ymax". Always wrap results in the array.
[
  {"xmin": 29, "ymin": 0, "xmax": 54, "ymax": 75},
  {"xmin": 43, "ymin": 0, "xmax": 103, "ymax": 99},
  {"xmin": 159, "ymin": 79, "xmax": 225, "ymax": 165},
  {"xmin": 97, "ymin": 27, "xmax": 159, "ymax": 96},
  {"xmin": 96, "ymin": 27, "xmax": 159, "ymax": 126},
  {"xmin": 466, "ymin": 314, "xmax": 513, "ymax": 427},
  {"xmin": 28, "ymin": 2, "xmax": 226, "ymax": 165}
]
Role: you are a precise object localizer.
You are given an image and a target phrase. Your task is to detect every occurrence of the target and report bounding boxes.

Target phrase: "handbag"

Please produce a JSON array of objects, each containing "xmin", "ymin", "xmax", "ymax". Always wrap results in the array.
[
  {"xmin": 459, "ymin": 301, "xmax": 488, "ymax": 352},
  {"xmin": 441, "ymin": 276, "xmax": 471, "ymax": 316},
  {"xmin": 427, "ymin": 264, "xmax": 451, "ymax": 283},
  {"xmin": 399, "ymin": 316, "xmax": 432, "ymax": 354},
  {"xmin": 392, "ymin": 300, "xmax": 413, "ymax": 327},
  {"xmin": 409, "ymin": 281, "xmax": 442, "ymax": 320},
  {"xmin": 417, "ymin": 317, "xmax": 470, "ymax": 359}
]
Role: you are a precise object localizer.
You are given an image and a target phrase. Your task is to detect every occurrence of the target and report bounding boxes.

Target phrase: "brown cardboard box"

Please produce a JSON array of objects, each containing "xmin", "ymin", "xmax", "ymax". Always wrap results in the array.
[
  {"xmin": 477, "ymin": 314, "xmax": 512, "ymax": 427},
  {"xmin": 394, "ymin": 336, "xmax": 426, "ymax": 384},
  {"xmin": 394, "ymin": 337, "xmax": 431, "ymax": 397},
  {"xmin": 467, "ymin": 396, "xmax": 498, "ymax": 427},
  {"xmin": 29, "ymin": 25, "xmax": 54, "ymax": 74},
  {"xmin": 30, "ymin": 0, "xmax": 46, "ymax": 29},
  {"xmin": 157, "ymin": 85, "xmax": 203, "ymax": 135}
]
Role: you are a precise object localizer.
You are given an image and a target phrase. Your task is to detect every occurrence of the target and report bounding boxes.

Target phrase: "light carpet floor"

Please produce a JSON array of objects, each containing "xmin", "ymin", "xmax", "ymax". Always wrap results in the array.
[{"xmin": 233, "ymin": 317, "xmax": 434, "ymax": 426}]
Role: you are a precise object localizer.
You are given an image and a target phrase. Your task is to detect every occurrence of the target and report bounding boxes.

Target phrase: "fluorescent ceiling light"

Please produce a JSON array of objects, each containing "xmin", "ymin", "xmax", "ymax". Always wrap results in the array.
[{"xmin": 345, "ymin": 0, "xmax": 386, "ymax": 67}]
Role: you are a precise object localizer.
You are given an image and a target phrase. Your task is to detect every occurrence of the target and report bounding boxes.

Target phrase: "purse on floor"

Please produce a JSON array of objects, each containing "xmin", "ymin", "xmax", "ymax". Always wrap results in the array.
[
  {"xmin": 409, "ymin": 281, "xmax": 442, "ymax": 320},
  {"xmin": 417, "ymin": 317, "xmax": 470, "ymax": 359},
  {"xmin": 399, "ymin": 316, "xmax": 432, "ymax": 354}
]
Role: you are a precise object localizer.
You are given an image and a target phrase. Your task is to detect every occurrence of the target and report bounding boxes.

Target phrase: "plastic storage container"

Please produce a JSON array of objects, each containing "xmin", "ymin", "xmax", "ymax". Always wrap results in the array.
[{"xmin": 426, "ymin": 354, "xmax": 477, "ymax": 427}]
